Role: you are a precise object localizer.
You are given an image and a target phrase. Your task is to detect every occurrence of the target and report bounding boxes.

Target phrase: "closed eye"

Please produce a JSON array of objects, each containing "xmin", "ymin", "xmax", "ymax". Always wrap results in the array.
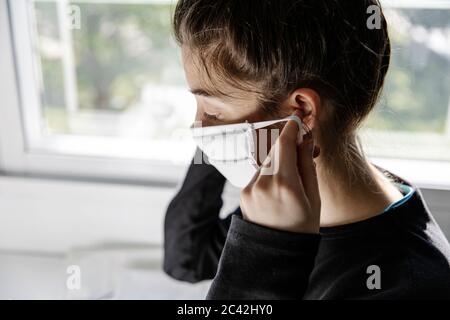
[{"xmin": 203, "ymin": 112, "xmax": 219, "ymax": 120}]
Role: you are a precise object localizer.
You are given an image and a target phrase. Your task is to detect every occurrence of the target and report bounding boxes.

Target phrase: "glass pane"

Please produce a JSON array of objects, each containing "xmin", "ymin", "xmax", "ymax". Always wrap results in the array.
[
  {"xmin": 362, "ymin": 8, "xmax": 450, "ymax": 161},
  {"xmin": 31, "ymin": 0, "xmax": 195, "ymax": 160},
  {"xmin": 30, "ymin": 2, "xmax": 450, "ymax": 162}
]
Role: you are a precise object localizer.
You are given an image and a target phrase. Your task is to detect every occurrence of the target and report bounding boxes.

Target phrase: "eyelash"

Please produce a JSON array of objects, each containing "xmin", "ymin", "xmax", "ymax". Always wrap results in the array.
[{"xmin": 203, "ymin": 112, "xmax": 221, "ymax": 121}]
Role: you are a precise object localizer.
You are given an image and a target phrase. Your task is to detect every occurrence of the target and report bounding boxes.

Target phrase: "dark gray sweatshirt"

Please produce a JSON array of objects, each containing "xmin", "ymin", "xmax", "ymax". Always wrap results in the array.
[{"xmin": 163, "ymin": 155, "xmax": 450, "ymax": 299}]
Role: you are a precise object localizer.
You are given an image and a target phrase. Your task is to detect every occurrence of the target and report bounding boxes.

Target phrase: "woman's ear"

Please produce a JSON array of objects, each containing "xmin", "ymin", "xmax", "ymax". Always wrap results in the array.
[{"xmin": 282, "ymin": 88, "xmax": 321, "ymax": 130}]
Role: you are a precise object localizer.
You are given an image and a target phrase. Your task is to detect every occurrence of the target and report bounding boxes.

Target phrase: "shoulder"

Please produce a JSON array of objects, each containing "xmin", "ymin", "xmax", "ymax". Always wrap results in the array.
[{"xmin": 378, "ymin": 188, "xmax": 450, "ymax": 299}]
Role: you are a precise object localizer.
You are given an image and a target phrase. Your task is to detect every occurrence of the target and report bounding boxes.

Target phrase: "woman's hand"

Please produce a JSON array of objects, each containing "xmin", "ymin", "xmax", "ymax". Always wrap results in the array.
[{"xmin": 240, "ymin": 114, "xmax": 321, "ymax": 234}]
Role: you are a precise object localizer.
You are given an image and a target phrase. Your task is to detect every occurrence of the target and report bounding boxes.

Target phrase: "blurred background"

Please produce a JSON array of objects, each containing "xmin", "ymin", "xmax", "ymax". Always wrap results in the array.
[{"xmin": 0, "ymin": 0, "xmax": 449, "ymax": 299}]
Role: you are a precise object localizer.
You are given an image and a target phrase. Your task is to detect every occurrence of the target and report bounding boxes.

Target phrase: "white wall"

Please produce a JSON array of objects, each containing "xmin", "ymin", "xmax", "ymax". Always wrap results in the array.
[
  {"xmin": 0, "ymin": 175, "xmax": 241, "ymax": 254},
  {"xmin": 0, "ymin": 174, "xmax": 448, "ymax": 255},
  {"xmin": 0, "ymin": 175, "xmax": 222, "ymax": 300},
  {"xmin": 0, "ymin": 176, "xmax": 174, "ymax": 253}
]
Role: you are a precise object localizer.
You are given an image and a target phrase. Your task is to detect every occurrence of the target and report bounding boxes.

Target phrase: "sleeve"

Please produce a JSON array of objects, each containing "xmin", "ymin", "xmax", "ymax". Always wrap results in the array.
[
  {"xmin": 206, "ymin": 215, "xmax": 321, "ymax": 300},
  {"xmin": 163, "ymin": 148, "xmax": 242, "ymax": 283}
]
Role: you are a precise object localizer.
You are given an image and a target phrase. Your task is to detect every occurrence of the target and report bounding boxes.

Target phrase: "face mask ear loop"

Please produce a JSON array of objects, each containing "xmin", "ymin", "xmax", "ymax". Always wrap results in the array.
[
  {"xmin": 250, "ymin": 115, "xmax": 305, "ymax": 145},
  {"xmin": 286, "ymin": 115, "xmax": 302, "ymax": 130},
  {"xmin": 252, "ymin": 118, "xmax": 286, "ymax": 130},
  {"xmin": 252, "ymin": 115, "xmax": 302, "ymax": 130},
  {"xmin": 286, "ymin": 115, "xmax": 304, "ymax": 144}
]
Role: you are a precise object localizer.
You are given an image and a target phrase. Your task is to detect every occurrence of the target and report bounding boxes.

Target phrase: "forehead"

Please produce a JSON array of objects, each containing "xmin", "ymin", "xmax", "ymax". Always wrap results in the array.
[
  {"xmin": 181, "ymin": 47, "xmax": 206, "ymax": 89},
  {"xmin": 181, "ymin": 46, "xmax": 260, "ymax": 103}
]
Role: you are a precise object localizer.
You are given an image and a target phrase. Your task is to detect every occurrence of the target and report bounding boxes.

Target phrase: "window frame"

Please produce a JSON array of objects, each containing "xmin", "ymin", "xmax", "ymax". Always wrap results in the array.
[
  {"xmin": 1, "ymin": 0, "xmax": 189, "ymax": 185},
  {"xmin": 1, "ymin": 0, "xmax": 450, "ymax": 189}
]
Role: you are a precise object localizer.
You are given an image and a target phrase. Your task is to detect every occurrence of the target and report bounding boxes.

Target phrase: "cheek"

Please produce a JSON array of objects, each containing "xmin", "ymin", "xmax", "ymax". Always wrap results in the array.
[
  {"xmin": 223, "ymin": 104, "xmax": 267, "ymax": 123},
  {"xmin": 253, "ymin": 130, "xmax": 269, "ymax": 165},
  {"xmin": 253, "ymin": 125, "xmax": 283, "ymax": 165}
]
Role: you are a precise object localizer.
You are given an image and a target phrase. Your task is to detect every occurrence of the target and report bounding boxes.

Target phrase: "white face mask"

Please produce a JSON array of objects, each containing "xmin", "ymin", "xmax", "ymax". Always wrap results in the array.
[{"xmin": 191, "ymin": 115, "xmax": 303, "ymax": 188}]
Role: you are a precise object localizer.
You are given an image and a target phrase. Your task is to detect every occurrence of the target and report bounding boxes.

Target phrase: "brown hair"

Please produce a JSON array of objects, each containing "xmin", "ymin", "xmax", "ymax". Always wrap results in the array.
[{"xmin": 173, "ymin": 0, "xmax": 391, "ymax": 178}]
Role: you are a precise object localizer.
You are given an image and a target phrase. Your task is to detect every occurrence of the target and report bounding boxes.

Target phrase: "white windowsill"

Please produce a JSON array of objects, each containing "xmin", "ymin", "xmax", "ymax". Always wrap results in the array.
[{"xmin": 370, "ymin": 157, "xmax": 450, "ymax": 191}]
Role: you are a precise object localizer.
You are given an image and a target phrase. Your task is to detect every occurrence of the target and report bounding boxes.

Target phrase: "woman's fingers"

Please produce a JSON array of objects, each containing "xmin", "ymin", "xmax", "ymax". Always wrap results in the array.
[
  {"xmin": 272, "ymin": 114, "xmax": 303, "ymax": 179},
  {"xmin": 241, "ymin": 113, "xmax": 321, "ymax": 234},
  {"xmin": 257, "ymin": 113, "xmax": 301, "ymax": 178},
  {"xmin": 298, "ymin": 132, "xmax": 321, "ymax": 213}
]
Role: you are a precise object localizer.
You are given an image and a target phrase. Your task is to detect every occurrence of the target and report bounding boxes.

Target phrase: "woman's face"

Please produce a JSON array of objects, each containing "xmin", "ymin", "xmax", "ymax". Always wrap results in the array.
[
  {"xmin": 182, "ymin": 47, "xmax": 273, "ymax": 127},
  {"xmin": 182, "ymin": 47, "xmax": 301, "ymax": 165}
]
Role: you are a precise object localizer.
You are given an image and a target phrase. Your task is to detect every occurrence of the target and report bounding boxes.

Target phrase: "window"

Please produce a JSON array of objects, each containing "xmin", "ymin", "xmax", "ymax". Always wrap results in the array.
[
  {"xmin": 361, "ymin": 1, "xmax": 450, "ymax": 188},
  {"xmin": 3, "ymin": 0, "xmax": 195, "ymax": 183},
  {"xmin": 1, "ymin": 0, "xmax": 450, "ymax": 187},
  {"xmin": 362, "ymin": 1, "xmax": 450, "ymax": 162},
  {"xmin": 26, "ymin": 0, "xmax": 195, "ymax": 160}
]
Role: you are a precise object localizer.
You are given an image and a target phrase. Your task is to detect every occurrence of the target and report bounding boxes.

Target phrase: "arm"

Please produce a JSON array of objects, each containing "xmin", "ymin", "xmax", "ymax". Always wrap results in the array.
[
  {"xmin": 163, "ymin": 148, "xmax": 242, "ymax": 283},
  {"xmin": 207, "ymin": 215, "xmax": 320, "ymax": 300}
]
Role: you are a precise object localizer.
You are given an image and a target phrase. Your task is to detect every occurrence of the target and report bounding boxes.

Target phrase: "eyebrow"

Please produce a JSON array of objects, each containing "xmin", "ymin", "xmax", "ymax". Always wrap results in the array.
[{"xmin": 189, "ymin": 88, "xmax": 216, "ymax": 97}]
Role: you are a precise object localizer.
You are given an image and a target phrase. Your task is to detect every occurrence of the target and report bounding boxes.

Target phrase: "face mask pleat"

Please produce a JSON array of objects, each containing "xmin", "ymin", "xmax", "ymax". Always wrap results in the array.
[
  {"xmin": 195, "ymin": 129, "xmax": 252, "ymax": 163},
  {"xmin": 190, "ymin": 115, "xmax": 303, "ymax": 188}
]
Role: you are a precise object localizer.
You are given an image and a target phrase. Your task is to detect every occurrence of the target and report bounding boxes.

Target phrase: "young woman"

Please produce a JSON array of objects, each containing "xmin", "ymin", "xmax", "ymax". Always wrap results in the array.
[{"xmin": 164, "ymin": 0, "xmax": 450, "ymax": 299}]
